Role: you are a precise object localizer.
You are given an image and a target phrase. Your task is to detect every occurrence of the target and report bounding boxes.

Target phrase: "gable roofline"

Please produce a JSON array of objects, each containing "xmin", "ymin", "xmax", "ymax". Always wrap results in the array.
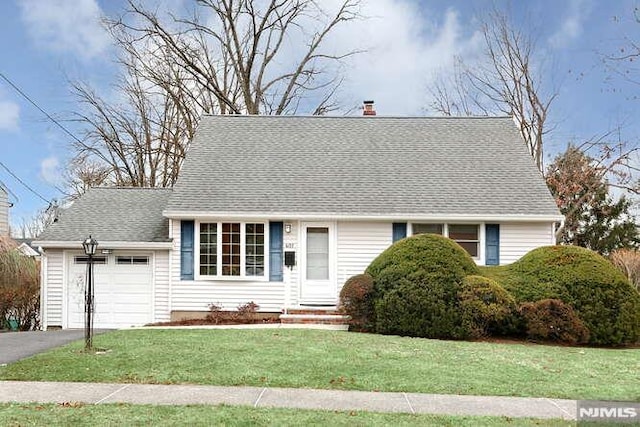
[{"xmin": 0, "ymin": 180, "xmax": 18, "ymax": 203}]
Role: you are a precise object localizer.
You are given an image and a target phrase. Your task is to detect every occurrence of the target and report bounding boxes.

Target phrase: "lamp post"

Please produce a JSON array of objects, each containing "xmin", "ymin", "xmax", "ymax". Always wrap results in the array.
[{"xmin": 82, "ymin": 235, "xmax": 98, "ymax": 350}]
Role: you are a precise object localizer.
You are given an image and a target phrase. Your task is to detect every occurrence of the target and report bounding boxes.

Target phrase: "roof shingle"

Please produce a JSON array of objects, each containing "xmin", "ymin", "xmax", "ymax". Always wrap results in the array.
[
  {"xmin": 165, "ymin": 115, "xmax": 560, "ymax": 218},
  {"xmin": 37, "ymin": 188, "xmax": 172, "ymax": 243}
]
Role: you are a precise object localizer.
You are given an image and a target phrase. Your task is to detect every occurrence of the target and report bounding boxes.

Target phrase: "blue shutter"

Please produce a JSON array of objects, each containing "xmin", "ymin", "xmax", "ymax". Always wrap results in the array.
[
  {"xmin": 269, "ymin": 222, "xmax": 283, "ymax": 282},
  {"xmin": 181, "ymin": 220, "xmax": 195, "ymax": 280},
  {"xmin": 485, "ymin": 224, "xmax": 500, "ymax": 266},
  {"xmin": 392, "ymin": 223, "xmax": 407, "ymax": 242}
]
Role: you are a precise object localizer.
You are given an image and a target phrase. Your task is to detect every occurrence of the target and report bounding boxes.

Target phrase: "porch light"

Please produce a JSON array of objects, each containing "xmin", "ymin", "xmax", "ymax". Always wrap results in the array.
[
  {"xmin": 284, "ymin": 223, "xmax": 292, "ymax": 234},
  {"xmin": 82, "ymin": 235, "xmax": 98, "ymax": 256}
]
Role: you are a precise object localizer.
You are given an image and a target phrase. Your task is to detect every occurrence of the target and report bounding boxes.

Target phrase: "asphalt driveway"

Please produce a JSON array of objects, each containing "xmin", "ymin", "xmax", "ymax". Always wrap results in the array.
[{"xmin": 0, "ymin": 330, "xmax": 110, "ymax": 365}]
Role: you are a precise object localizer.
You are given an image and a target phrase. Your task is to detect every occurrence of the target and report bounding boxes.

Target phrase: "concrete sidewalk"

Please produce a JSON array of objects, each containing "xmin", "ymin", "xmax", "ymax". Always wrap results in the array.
[{"xmin": 0, "ymin": 381, "xmax": 577, "ymax": 420}]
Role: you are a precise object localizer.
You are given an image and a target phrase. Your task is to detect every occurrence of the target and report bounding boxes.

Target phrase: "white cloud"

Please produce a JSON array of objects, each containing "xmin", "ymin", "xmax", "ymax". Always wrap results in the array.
[
  {"xmin": 19, "ymin": 0, "xmax": 110, "ymax": 60},
  {"xmin": 39, "ymin": 156, "xmax": 62, "ymax": 187},
  {"xmin": 0, "ymin": 100, "xmax": 20, "ymax": 131},
  {"xmin": 549, "ymin": 0, "xmax": 593, "ymax": 49},
  {"xmin": 321, "ymin": 1, "xmax": 483, "ymax": 115}
]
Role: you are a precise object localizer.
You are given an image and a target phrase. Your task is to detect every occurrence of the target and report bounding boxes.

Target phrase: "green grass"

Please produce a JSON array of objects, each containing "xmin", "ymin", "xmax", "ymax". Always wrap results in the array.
[
  {"xmin": 0, "ymin": 403, "xmax": 572, "ymax": 426},
  {"xmin": 1, "ymin": 329, "xmax": 638, "ymax": 401}
]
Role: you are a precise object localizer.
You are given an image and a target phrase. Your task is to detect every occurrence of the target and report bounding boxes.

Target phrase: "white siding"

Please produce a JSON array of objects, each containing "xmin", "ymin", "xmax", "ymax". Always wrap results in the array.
[
  {"xmin": 170, "ymin": 219, "xmax": 287, "ymax": 313},
  {"xmin": 154, "ymin": 250, "xmax": 171, "ymax": 322},
  {"xmin": 0, "ymin": 187, "xmax": 8, "ymax": 236},
  {"xmin": 44, "ymin": 249, "xmax": 64, "ymax": 327},
  {"xmin": 500, "ymin": 222, "xmax": 555, "ymax": 265},
  {"xmin": 337, "ymin": 221, "xmax": 392, "ymax": 291}
]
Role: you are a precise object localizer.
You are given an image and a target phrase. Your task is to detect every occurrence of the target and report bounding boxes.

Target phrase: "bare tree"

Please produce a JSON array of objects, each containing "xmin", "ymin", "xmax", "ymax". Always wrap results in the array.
[
  {"xmin": 603, "ymin": 6, "xmax": 640, "ymax": 87},
  {"xmin": 71, "ymin": 54, "xmax": 199, "ymax": 188},
  {"xmin": 68, "ymin": 0, "xmax": 363, "ymax": 191},
  {"xmin": 17, "ymin": 203, "xmax": 59, "ymax": 239},
  {"xmin": 429, "ymin": 9, "xmax": 556, "ymax": 172},
  {"xmin": 62, "ymin": 154, "xmax": 112, "ymax": 200}
]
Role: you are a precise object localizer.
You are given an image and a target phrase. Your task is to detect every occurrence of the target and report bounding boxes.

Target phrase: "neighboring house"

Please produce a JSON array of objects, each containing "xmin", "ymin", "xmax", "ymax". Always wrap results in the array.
[
  {"xmin": 0, "ymin": 181, "xmax": 11, "ymax": 236},
  {"xmin": 14, "ymin": 239, "xmax": 41, "ymax": 259},
  {"xmin": 34, "ymin": 113, "xmax": 563, "ymax": 329}
]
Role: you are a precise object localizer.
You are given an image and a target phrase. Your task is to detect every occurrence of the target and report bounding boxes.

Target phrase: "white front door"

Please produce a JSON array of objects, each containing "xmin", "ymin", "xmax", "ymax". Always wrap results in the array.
[{"xmin": 300, "ymin": 222, "xmax": 336, "ymax": 304}]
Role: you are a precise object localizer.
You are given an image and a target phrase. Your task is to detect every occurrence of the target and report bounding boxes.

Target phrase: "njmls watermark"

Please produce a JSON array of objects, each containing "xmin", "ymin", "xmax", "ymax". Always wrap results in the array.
[{"xmin": 578, "ymin": 400, "xmax": 640, "ymax": 424}]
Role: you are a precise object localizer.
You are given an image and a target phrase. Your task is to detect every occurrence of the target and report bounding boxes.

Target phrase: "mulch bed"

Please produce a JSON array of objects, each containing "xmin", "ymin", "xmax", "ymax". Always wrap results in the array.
[{"xmin": 147, "ymin": 316, "xmax": 281, "ymax": 327}]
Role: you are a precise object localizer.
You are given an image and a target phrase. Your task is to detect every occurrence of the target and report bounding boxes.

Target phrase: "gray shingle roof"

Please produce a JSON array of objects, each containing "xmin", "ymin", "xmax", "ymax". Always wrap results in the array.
[
  {"xmin": 37, "ymin": 188, "xmax": 172, "ymax": 243},
  {"xmin": 165, "ymin": 115, "xmax": 560, "ymax": 218}
]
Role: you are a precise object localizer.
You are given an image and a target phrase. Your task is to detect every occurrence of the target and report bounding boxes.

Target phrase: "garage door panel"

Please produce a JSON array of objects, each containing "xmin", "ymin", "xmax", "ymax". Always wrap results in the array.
[{"xmin": 67, "ymin": 252, "xmax": 153, "ymax": 329}]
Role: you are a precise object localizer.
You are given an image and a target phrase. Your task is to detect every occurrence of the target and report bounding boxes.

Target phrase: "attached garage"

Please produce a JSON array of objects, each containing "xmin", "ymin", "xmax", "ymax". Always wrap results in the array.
[{"xmin": 66, "ymin": 252, "xmax": 154, "ymax": 329}]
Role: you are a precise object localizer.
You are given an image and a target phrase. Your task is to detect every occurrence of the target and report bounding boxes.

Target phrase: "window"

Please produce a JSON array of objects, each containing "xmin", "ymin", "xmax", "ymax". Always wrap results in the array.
[
  {"xmin": 411, "ymin": 223, "xmax": 480, "ymax": 258},
  {"xmin": 197, "ymin": 222, "xmax": 266, "ymax": 278},
  {"xmin": 448, "ymin": 224, "xmax": 480, "ymax": 257},
  {"xmin": 221, "ymin": 223, "xmax": 241, "ymax": 276},
  {"xmin": 306, "ymin": 227, "xmax": 329, "ymax": 280},
  {"xmin": 412, "ymin": 223, "xmax": 444, "ymax": 235},
  {"xmin": 200, "ymin": 223, "xmax": 217, "ymax": 276},
  {"xmin": 74, "ymin": 256, "xmax": 107, "ymax": 264},
  {"xmin": 116, "ymin": 256, "xmax": 149, "ymax": 265},
  {"xmin": 245, "ymin": 223, "xmax": 265, "ymax": 276}
]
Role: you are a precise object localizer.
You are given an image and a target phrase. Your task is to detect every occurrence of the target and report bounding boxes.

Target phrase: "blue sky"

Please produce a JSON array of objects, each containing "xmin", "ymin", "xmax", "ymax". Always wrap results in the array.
[{"xmin": 0, "ymin": 0, "xmax": 639, "ymax": 234}]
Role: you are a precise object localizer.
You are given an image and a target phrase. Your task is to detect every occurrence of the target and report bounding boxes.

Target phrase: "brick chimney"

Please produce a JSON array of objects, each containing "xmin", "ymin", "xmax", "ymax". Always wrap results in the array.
[{"xmin": 363, "ymin": 100, "xmax": 376, "ymax": 116}]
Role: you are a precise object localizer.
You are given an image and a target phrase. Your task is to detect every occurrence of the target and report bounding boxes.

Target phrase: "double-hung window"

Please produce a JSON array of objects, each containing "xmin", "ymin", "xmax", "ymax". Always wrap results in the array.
[
  {"xmin": 412, "ymin": 223, "xmax": 480, "ymax": 258},
  {"xmin": 197, "ymin": 222, "xmax": 266, "ymax": 279},
  {"xmin": 447, "ymin": 224, "xmax": 480, "ymax": 257}
]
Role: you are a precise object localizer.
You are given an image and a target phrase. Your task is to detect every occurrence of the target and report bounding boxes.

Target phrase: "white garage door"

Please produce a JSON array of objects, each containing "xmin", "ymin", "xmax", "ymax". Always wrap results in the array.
[{"xmin": 67, "ymin": 252, "xmax": 153, "ymax": 329}]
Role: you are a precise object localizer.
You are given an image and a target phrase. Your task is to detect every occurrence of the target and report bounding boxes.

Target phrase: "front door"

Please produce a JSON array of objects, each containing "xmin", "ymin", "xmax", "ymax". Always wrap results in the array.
[{"xmin": 300, "ymin": 222, "xmax": 336, "ymax": 304}]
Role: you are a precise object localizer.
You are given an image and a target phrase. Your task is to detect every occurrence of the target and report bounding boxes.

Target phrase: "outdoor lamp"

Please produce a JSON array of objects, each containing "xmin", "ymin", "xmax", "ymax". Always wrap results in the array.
[
  {"xmin": 82, "ymin": 235, "xmax": 98, "ymax": 351},
  {"xmin": 82, "ymin": 235, "xmax": 98, "ymax": 256}
]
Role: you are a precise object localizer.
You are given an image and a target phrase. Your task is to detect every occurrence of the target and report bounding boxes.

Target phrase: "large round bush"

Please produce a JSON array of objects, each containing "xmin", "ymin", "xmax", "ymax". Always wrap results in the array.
[
  {"xmin": 498, "ymin": 246, "xmax": 640, "ymax": 346},
  {"xmin": 366, "ymin": 234, "xmax": 479, "ymax": 338},
  {"xmin": 375, "ymin": 279, "xmax": 468, "ymax": 339},
  {"xmin": 366, "ymin": 233, "xmax": 479, "ymax": 296}
]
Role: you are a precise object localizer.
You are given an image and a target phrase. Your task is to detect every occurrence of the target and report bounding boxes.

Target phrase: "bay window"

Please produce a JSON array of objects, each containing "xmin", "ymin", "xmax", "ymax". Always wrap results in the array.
[{"xmin": 197, "ymin": 222, "xmax": 267, "ymax": 278}]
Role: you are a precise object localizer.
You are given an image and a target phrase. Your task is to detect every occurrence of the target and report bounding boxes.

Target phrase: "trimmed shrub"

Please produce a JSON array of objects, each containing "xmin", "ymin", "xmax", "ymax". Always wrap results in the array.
[
  {"xmin": 490, "ymin": 246, "xmax": 640, "ymax": 346},
  {"xmin": 375, "ymin": 280, "xmax": 468, "ymax": 339},
  {"xmin": 366, "ymin": 234, "xmax": 479, "ymax": 339},
  {"xmin": 520, "ymin": 299, "xmax": 590, "ymax": 344},
  {"xmin": 339, "ymin": 273, "xmax": 374, "ymax": 331},
  {"xmin": 458, "ymin": 275, "xmax": 519, "ymax": 338},
  {"xmin": 366, "ymin": 233, "xmax": 479, "ymax": 297}
]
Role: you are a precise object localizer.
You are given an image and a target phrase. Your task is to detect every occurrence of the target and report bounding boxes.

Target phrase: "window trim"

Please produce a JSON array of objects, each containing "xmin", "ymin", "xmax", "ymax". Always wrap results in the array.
[
  {"xmin": 195, "ymin": 220, "xmax": 270, "ymax": 281},
  {"xmin": 409, "ymin": 222, "xmax": 485, "ymax": 263}
]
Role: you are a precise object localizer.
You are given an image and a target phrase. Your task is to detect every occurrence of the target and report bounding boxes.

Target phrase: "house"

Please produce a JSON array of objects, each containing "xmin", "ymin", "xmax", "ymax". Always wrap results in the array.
[
  {"xmin": 0, "ymin": 181, "xmax": 11, "ymax": 236},
  {"xmin": 34, "ymin": 113, "xmax": 563, "ymax": 329},
  {"xmin": 14, "ymin": 239, "xmax": 41, "ymax": 259}
]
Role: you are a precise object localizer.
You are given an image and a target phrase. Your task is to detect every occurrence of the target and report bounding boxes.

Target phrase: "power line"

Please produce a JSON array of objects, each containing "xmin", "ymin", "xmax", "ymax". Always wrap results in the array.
[
  {"xmin": 0, "ymin": 161, "xmax": 51, "ymax": 204},
  {"xmin": 0, "ymin": 71, "xmax": 85, "ymax": 146}
]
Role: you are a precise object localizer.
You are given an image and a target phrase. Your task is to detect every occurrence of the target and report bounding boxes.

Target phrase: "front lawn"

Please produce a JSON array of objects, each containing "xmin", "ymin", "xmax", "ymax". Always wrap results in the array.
[
  {"xmin": 0, "ymin": 403, "xmax": 572, "ymax": 426},
  {"xmin": 1, "ymin": 329, "xmax": 638, "ymax": 401}
]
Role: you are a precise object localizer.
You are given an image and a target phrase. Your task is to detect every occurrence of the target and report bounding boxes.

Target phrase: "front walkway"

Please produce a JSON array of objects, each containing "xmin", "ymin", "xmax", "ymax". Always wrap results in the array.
[{"xmin": 0, "ymin": 380, "xmax": 577, "ymax": 420}]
